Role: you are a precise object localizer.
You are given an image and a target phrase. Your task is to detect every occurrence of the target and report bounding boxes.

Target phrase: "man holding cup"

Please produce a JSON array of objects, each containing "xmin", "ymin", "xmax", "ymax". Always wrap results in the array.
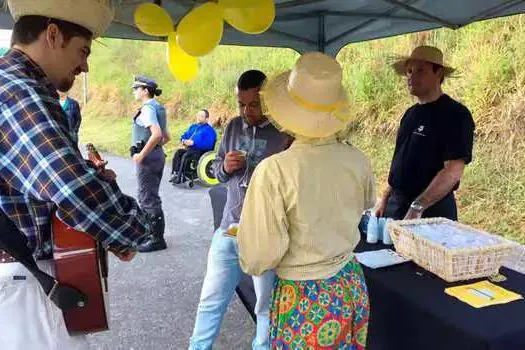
[{"xmin": 189, "ymin": 70, "xmax": 288, "ymax": 350}]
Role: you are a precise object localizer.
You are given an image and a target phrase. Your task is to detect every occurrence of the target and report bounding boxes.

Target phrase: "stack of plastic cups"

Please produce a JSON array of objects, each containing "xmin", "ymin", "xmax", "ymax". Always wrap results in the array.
[
  {"xmin": 382, "ymin": 218, "xmax": 394, "ymax": 245},
  {"xmin": 366, "ymin": 214, "xmax": 379, "ymax": 243},
  {"xmin": 367, "ymin": 215, "xmax": 394, "ymax": 245}
]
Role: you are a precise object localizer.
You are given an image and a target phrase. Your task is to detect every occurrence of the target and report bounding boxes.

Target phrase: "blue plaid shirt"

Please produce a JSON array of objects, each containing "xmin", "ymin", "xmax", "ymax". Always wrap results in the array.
[{"xmin": 0, "ymin": 49, "xmax": 150, "ymax": 259}]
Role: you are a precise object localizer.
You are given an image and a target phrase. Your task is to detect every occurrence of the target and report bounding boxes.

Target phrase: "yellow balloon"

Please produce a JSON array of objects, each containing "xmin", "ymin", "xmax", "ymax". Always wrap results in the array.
[
  {"xmin": 134, "ymin": 3, "xmax": 173, "ymax": 36},
  {"xmin": 167, "ymin": 32, "xmax": 199, "ymax": 82},
  {"xmin": 176, "ymin": 2, "xmax": 224, "ymax": 57},
  {"xmin": 219, "ymin": 0, "xmax": 275, "ymax": 34}
]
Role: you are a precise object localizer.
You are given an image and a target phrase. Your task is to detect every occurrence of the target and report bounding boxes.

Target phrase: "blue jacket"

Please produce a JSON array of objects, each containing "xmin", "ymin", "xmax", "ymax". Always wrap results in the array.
[
  {"xmin": 60, "ymin": 97, "xmax": 81, "ymax": 144},
  {"xmin": 181, "ymin": 123, "xmax": 217, "ymax": 152}
]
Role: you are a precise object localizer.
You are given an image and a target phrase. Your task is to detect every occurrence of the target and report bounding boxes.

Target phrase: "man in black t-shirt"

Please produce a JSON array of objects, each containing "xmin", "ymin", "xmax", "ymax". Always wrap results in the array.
[{"xmin": 375, "ymin": 46, "xmax": 475, "ymax": 221}]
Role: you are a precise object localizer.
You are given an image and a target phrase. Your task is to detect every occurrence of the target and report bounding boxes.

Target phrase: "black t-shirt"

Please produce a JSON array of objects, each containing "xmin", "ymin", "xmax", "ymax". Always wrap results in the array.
[{"xmin": 388, "ymin": 94, "xmax": 475, "ymax": 198}]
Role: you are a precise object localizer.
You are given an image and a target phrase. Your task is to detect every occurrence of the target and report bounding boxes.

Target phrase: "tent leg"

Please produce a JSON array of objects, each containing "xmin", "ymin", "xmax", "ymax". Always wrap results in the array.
[{"xmin": 317, "ymin": 13, "xmax": 326, "ymax": 53}]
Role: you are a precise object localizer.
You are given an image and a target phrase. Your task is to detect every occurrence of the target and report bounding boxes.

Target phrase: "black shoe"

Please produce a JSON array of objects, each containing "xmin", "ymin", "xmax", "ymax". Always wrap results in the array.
[
  {"xmin": 168, "ymin": 173, "xmax": 178, "ymax": 183},
  {"xmin": 138, "ymin": 236, "xmax": 167, "ymax": 253}
]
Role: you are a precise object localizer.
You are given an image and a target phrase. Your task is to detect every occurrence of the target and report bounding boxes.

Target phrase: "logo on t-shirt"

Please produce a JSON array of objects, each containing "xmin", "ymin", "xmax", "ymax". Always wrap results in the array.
[{"xmin": 413, "ymin": 125, "xmax": 426, "ymax": 136}]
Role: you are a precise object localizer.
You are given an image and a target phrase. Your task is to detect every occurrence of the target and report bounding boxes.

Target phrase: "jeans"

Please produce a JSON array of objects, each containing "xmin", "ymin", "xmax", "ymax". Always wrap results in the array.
[{"xmin": 189, "ymin": 230, "xmax": 276, "ymax": 350}]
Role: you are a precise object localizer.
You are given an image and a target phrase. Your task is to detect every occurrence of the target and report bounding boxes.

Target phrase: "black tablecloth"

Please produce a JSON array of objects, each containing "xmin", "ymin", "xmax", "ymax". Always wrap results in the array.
[
  {"xmin": 357, "ymin": 239, "xmax": 525, "ymax": 350},
  {"xmin": 209, "ymin": 186, "xmax": 525, "ymax": 349}
]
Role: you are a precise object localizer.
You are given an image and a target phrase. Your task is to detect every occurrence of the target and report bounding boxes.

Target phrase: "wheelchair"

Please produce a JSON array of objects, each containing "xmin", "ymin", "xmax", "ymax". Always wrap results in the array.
[{"xmin": 175, "ymin": 151, "xmax": 220, "ymax": 189}]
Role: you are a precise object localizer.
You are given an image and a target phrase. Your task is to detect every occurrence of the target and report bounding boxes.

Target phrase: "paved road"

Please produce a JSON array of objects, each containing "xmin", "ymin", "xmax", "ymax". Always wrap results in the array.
[{"xmin": 85, "ymin": 150, "xmax": 253, "ymax": 350}]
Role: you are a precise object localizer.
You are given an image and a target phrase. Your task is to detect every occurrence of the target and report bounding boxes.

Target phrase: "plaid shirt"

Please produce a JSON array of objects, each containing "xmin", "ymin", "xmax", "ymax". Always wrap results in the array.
[{"xmin": 0, "ymin": 49, "xmax": 150, "ymax": 259}]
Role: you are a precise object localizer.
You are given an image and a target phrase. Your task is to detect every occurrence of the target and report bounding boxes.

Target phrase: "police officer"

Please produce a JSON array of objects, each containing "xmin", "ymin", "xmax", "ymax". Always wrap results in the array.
[{"xmin": 131, "ymin": 76, "xmax": 168, "ymax": 252}]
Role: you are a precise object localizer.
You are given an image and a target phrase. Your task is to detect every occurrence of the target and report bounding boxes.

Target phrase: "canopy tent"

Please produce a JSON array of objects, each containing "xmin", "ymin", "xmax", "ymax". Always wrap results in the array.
[{"xmin": 0, "ymin": 0, "xmax": 524, "ymax": 56}]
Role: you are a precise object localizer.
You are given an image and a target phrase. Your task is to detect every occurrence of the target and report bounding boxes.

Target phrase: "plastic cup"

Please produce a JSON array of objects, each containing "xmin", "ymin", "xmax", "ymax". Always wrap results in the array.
[{"xmin": 367, "ymin": 215, "xmax": 379, "ymax": 244}]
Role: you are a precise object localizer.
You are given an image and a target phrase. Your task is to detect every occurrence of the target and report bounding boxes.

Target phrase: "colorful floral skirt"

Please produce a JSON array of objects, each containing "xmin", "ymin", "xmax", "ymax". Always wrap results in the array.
[{"xmin": 270, "ymin": 258, "xmax": 369, "ymax": 349}]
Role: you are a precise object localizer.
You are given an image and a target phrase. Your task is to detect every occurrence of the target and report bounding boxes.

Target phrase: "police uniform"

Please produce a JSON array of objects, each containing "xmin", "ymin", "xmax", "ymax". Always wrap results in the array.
[{"xmin": 131, "ymin": 76, "xmax": 168, "ymax": 252}]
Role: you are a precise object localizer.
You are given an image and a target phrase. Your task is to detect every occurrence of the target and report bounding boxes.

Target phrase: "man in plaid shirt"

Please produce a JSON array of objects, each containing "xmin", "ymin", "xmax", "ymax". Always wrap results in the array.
[{"xmin": 0, "ymin": 1, "xmax": 151, "ymax": 349}]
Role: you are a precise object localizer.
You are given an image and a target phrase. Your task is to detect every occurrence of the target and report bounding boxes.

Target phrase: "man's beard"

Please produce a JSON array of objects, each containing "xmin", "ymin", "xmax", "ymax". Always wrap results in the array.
[{"xmin": 57, "ymin": 78, "xmax": 74, "ymax": 93}]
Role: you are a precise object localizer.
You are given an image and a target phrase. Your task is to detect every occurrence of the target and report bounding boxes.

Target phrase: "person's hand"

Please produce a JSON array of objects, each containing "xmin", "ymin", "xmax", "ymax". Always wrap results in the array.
[
  {"xmin": 132, "ymin": 153, "xmax": 144, "ymax": 165},
  {"xmin": 404, "ymin": 208, "xmax": 423, "ymax": 220},
  {"xmin": 99, "ymin": 169, "xmax": 117, "ymax": 182},
  {"xmin": 224, "ymin": 151, "xmax": 246, "ymax": 174},
  {"xmin": 374, "ymin": 198, "xmax": 388, "ymax": 217},
  {"xmin": 113, "ymin": 250, "xmax": 136, "ymax": 262},
  {"xmin": 93, "ymin": 159, "xmax": 108, "ymax": 169}
]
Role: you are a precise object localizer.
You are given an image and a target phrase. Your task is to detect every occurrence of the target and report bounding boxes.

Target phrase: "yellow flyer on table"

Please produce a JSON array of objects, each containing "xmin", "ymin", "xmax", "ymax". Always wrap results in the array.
[{"xmin": 445, "ymin": 280, "xmax": 523, "ymax": 308}]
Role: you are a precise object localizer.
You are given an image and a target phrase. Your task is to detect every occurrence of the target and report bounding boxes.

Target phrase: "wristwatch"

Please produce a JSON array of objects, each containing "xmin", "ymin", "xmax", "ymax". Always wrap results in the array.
[{"xmin": 410, "ymin": 201, "xmax": 425, "ymax": 212}]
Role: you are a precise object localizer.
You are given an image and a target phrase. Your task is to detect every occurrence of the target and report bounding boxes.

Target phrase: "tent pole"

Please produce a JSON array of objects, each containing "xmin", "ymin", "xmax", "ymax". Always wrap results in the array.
[{"xmin": 318, "ymin": 13, "xmax": 326, "ymax": 53}]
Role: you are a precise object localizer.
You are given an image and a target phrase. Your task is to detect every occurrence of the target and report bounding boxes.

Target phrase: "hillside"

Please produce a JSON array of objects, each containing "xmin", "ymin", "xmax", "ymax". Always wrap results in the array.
[{"xmin": 75, "ymin": 14, "xmax": 525, "ymax": 241}]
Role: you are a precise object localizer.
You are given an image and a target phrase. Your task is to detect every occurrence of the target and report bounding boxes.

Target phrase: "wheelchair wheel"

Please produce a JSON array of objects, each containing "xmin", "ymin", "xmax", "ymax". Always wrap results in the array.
[{"xmin": 197, "ymin": 151, "xmax": 219, "ymax": 187}]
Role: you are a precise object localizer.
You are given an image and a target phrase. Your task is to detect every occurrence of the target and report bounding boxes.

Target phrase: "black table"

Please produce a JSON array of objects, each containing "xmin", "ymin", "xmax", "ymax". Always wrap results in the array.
[
  {"xmin": 357, "ymin": 239, "xmax": 525, "ymax": 350},
  {"xmin": 209, "ymin": 186, "xmax": 525, "ymax": 349}
]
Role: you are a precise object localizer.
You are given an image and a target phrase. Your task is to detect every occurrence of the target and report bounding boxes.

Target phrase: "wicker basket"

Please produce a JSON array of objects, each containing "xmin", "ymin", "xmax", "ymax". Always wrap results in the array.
[{"xmin": 388, "ymin": 218, "xmax": 515, "ymax": 282}]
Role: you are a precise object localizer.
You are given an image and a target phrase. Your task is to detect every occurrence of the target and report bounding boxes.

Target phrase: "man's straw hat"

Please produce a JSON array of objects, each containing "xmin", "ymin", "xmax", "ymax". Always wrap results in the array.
[
  {"xmin": 392, "ymin": 46, "xmax": 455, "ymax": 76},
  {"xmin": 7, "ymin": 0, "xmax": 115, "ymax": 38}
]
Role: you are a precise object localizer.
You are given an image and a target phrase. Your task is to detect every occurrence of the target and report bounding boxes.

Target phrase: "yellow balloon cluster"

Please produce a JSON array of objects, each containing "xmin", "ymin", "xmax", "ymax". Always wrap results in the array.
[
  {"xmin": 219, "ymin": 0, "xmax": 275, "ymax": 34},
  {"xmin": 134, "ymin": 0, "xmax": 275, "ymax": 81},
  {"xmin": 177, "ymin": 2, "xmax": 224, "ymax": 57},
  {"xmin": 167, "ymin": 32, "xmax": 199, "ymax": 82},
  {"xmin": 134, "ymin": 3, "xmax": 173, "ymax": 36}
]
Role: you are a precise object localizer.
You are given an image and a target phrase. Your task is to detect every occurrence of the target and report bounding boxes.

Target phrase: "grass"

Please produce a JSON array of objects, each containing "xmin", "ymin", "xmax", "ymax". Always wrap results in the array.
[
  {"xmin": 351, "ymin": 133, "xmax": 525, "ymax": 243},
  {"xmin": 76, "ymin": 14, "xmax": 525, "ymax": 243}
]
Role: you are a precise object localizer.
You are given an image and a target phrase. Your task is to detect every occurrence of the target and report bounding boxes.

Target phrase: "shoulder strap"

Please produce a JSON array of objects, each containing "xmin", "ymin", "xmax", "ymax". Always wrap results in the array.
[{"xmin": 0, "ymin": 210, "xmax": 86, "ymax": 310}]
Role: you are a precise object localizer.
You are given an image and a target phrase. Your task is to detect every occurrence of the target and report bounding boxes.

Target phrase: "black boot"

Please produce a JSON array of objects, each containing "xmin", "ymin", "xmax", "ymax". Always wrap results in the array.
[
  {"xmin": 138, "ymin": 211, "xmax": 167, "ymax": 253},
  {"xmin": 168, "ymin": 172, "xmax": 178, "ymax": 183}
]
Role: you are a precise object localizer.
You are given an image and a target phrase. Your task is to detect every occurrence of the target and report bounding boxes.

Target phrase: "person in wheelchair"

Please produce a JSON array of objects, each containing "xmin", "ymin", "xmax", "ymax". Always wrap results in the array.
[{"xmin": 169, "ymin": 109, "xmax": 217, "ymax": 184}]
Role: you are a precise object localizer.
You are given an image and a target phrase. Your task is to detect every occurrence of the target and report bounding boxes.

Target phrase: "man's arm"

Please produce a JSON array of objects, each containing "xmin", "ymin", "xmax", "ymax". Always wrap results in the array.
[
  {"xmin": 191, "ymin": 126, "xmax": 216, "ymax": 151},
  {"xmin": 213, "ymin": 122, "xmax": 232, "ymax": 183},
  {"xmin": 375, "ymin": 185, "xmax": 392, "ymax": 217},
  {"xmin": 0, "ymin": 92, "xmax": 150, "ymax": 254},
  {"xmin": 404, "ymin": 160, "xmax": 465, "ymax": 219},
  {"xmin": 180, "ymin": 124, "xmax": 194, "ymax": 141}
]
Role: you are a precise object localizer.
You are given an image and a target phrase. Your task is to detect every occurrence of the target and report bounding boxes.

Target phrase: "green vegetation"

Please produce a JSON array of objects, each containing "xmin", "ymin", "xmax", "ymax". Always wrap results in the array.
[{"xmin": 76, "ymin": 15, "xmax": 525, "ymax": 242}]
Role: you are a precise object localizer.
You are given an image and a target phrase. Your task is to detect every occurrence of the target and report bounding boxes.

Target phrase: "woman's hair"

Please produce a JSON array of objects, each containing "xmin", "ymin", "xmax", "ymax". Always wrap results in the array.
[{"xmin": 145, "ymin": 87, "xmax": 162, "ymax": 98}]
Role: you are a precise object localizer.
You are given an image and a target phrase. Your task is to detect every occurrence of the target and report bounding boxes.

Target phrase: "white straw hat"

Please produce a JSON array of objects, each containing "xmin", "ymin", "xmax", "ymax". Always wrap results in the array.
[
  {"xmin": 7, "ymin": 0, "xmax": 115, "ymax": 38},
  {"xmin": 392, "ymin": 46, "xmax": 455, "ymax": 76},
  {"xmin": 261, "ymin": 52, "xmax": 352, "ymax": 139}
]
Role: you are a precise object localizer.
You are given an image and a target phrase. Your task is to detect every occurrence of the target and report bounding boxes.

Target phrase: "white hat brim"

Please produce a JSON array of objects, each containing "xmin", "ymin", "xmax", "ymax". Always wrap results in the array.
[
  {"xmin": 8, "ymin": 0, "xmax": 114, "ymax": 38},
  {"xmin": 261, "ymin": 71, "xmax": 350, "ymax": 139}
]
